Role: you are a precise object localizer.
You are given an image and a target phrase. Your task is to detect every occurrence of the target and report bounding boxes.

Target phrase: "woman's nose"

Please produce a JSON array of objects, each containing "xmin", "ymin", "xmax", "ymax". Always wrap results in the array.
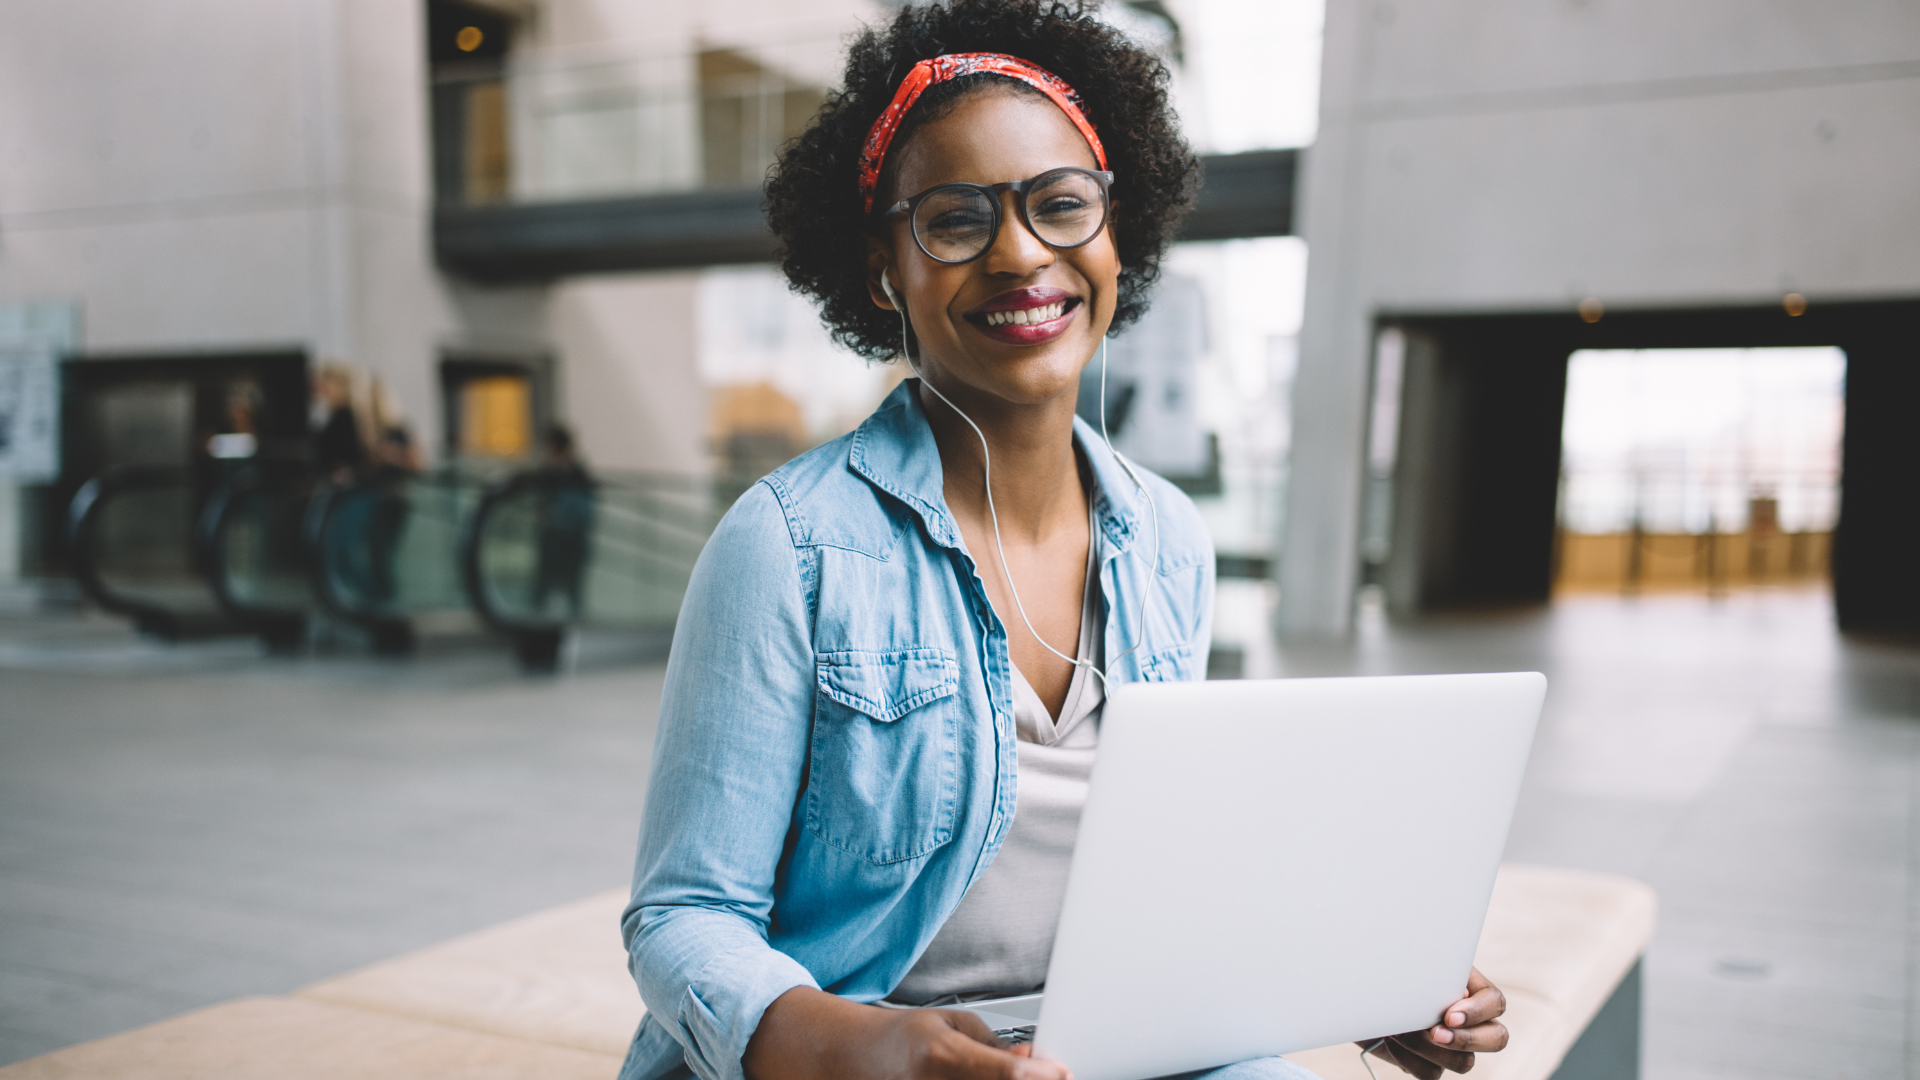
[{"xmin": 981, "ymin": 189, "xmax": 1054, "ymax": 274}]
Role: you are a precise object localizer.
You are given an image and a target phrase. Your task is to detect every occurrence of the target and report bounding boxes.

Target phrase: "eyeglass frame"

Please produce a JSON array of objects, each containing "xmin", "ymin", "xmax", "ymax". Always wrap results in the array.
[{"xmin": 874, "ymin": 167, "xmax": 1116, "ymax": 265}]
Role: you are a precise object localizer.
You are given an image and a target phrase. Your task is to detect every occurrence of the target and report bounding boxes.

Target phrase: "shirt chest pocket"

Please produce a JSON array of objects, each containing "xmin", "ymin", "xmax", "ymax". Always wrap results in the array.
[{"xmin": 807, "ymin": 648, "xmax": 960, "ymax": 865}]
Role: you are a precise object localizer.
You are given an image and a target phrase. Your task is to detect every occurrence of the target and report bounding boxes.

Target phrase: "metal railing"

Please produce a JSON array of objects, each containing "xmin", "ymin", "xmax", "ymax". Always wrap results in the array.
[
  {"xmin": 1558, "ymin": 466, "xmax": 1838, "ymax": 537},
  {"xmin": 1554, "ymin": 466, "xmax": 1838, "ymax": 593}
]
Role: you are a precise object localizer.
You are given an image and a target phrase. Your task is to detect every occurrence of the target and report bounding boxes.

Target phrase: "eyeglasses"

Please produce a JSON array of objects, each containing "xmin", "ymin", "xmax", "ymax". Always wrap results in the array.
[{"xmin": 879, "ymin": 167, "xmax": 1114, "ymax": 265}]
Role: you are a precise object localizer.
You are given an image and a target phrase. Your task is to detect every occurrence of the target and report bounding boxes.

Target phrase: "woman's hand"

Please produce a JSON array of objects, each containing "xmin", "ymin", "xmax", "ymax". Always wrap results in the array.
[
  {"xmin": 744, "ymin": 987, "xmax": 1072, "ymax": 1080},
  {"xmin": 1357, "ymin": 967, "xmax": 1509, "ymax": 1079}
]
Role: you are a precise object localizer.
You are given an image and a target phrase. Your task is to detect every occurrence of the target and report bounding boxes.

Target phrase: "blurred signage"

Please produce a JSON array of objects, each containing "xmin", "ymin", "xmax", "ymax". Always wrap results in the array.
[
  {"xmin": 0, "ymin": 348, "xmax": 59, "ymax": 481},
  {"xmin": 0, "ymin": 302, "xmax": 79, "ymax": 482}
]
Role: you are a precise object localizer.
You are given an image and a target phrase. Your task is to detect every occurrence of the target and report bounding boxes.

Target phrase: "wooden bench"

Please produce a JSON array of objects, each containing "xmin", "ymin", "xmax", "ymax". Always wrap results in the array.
[{"xmin": 0, "ymin": 864, "xmax": 1653, "ymax": 1080}]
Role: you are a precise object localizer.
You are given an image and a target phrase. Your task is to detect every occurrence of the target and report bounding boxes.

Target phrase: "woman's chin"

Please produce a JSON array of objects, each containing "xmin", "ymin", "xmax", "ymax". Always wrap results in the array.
[
  {"xmin": 923, "ymin": 330, "xmax": 1100, "ymax": 408},
  {"xmin": 983, "ymin": 343, "xmax": 1095, "ymax": 405}
]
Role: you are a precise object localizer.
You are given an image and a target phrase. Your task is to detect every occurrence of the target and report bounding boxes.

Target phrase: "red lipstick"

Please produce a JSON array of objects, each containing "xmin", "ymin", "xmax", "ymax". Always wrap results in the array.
[{"xmin": 964, "ymin": 287, "xmax": 1081, "ymax": 346}]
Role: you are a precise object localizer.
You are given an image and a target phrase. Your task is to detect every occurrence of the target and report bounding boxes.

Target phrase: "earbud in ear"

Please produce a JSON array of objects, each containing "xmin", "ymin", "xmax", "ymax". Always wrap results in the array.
[{"xmin": 880, "ymin": 274, "xmax": 900, "ymax": 310}]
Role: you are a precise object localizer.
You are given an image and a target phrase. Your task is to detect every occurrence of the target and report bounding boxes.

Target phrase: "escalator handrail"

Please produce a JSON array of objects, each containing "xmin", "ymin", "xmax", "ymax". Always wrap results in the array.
[
  {"xmin": 301, "ymin": 473, "xmax": 416, "ymax": 643},
  {"xmin": 461, "ymin": 470, "xmax": 570, "ymax": 637},
  {"xmin": 304, "ymin": 467, "xmax": 485, "ymax": 623},
  {"xmin": 461, "ymin": 469, "xmax": 717, "ymax": 638},
  {"xmin": 66, "ymin": 464, "xmax": 223, "ymax": 631},
  {"xmin": 198, "ymin": 465, "xmax": 314, "ymax": 637}
]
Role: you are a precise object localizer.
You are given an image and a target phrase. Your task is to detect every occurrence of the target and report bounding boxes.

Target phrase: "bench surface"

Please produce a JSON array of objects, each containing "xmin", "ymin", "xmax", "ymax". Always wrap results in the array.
[
  {"xmin": 0, "ymin": 997, "xmax": 620, "ymax": 1080},
  {"xmin": 0, "ymin": 863, "xmax": 1654, "ymax": 1080}
]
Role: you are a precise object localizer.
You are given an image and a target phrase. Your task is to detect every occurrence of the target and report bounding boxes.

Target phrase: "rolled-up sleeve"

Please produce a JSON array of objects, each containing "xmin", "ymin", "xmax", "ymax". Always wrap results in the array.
[{"xmin": 623, "ymin": 483, "xmax": 820, "ymax": 1080}]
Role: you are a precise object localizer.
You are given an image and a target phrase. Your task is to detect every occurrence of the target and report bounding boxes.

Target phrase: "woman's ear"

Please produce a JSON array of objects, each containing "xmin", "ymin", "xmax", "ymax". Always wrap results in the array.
[{"xmin": 865, "ymin": 236, "xmax": 898, "ymax": 312}]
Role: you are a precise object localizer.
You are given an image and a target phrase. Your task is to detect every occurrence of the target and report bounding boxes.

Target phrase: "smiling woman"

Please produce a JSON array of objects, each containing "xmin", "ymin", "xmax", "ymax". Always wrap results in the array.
[
  {"xmin": 766, "ymin": 0, "xmax": 1198, "ymax": 361},
  {"xmin": 614, "ymin": 5, "xmax": 1503, "ymax": 1080}
]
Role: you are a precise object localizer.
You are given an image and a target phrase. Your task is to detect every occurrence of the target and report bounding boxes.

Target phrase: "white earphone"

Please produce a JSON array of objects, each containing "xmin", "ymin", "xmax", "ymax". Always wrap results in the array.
[{"xmin": 881, "ymin": 273, "xmax": 1161, "ymax": 687}]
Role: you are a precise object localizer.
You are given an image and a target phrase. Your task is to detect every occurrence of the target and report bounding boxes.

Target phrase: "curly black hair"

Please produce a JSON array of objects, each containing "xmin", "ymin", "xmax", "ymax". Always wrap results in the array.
[{"xmin": 765, "ymin": 0, "xmax": 1200, "ymax": 361}]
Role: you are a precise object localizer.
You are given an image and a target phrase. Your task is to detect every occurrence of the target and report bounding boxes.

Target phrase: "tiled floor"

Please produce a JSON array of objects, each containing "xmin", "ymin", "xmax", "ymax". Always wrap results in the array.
[{"xmin": 2, "ymin": 589, "xmax": 1915, "ymax": 1076}]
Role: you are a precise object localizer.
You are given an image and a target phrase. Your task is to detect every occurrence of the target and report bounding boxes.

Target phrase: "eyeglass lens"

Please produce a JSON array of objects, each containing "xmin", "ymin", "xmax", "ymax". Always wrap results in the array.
[{"xmin": 911, "ymin": 170, "xmax": 1106, "ymax": 263}]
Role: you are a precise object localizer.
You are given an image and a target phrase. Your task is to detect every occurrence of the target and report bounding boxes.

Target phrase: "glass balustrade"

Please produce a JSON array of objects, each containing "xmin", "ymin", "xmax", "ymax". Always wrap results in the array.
[
  {"xmin": 433, "ymin": 32, "xmax": 842, "ymax": 206},
  {"xmin": 70, "ymin": 462, "xmax": 727, "ymax": 658},
  {"xmin": 67, "ymin": 466, "xmax": 241, "ymax": 637},
  {"xmin": 467, "ymin": 470, "xmax": 720, "ymax": 634},
  {"xmin": 310, "ymin": 471, "xmax": 488, "ymax": 649},
  {"xmin": 203, "ymin": 469, "xmax": 316, "ymax": 646}
]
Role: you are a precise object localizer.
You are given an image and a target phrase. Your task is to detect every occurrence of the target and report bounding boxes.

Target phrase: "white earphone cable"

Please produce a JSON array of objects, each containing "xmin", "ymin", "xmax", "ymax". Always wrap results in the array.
[{"xmin": 884, "ymin": 276, "xmax": 1160, "ymax": 687}]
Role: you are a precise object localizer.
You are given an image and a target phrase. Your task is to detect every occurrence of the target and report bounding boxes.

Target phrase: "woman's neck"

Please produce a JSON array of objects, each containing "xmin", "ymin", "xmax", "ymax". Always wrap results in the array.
[{"xmin": 916, "ymin": 376, "xmax": 1086, "ymax": 543}]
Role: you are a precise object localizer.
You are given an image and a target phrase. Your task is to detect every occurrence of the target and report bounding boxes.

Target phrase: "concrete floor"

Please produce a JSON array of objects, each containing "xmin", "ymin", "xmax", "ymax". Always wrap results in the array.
[
  {"xmin": 0, "ymin": 617, "xmax": 668, "ymax": 1065},
  {"xmin": 2, "ymin": 588, "xmax": 1915, "ymax": 1078}
]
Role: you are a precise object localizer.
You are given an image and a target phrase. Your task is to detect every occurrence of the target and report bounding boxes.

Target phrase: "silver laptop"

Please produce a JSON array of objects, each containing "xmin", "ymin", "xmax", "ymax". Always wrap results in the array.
[{"xmin": 949, "ymin": 672, "xmax": 1546, "ymax": 1080}]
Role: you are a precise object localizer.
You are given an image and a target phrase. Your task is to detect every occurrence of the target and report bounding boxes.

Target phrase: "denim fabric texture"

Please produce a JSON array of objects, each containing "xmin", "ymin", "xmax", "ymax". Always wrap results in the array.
[{"xmin": 617, "ymin": 380, "xmax": 1217, "ymax": 1080}]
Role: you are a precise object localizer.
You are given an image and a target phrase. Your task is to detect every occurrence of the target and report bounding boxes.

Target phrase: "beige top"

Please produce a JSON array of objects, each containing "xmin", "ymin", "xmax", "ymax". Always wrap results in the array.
[{"xmin": 888, "ymin": 508, "xmax": 1104, "ymax": 1005}]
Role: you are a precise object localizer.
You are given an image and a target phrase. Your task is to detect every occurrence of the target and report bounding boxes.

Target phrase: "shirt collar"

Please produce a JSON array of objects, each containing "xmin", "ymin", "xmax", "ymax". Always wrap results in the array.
[{"xmin": 848, "ymin": 378, "xmax": 1147, "ymax": 556}]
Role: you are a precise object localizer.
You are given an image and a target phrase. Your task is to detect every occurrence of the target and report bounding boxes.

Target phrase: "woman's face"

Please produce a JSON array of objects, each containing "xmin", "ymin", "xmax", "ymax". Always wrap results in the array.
[{"xmin": 867, "ymin": 89, "xmax": 1120, "ymax": 409}]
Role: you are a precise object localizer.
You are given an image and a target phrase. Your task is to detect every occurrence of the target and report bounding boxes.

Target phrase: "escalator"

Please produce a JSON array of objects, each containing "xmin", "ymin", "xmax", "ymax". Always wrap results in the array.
[
  {"xmin": 305, "ymin": 470, "xmax": 489, "ymax": 654},
  {"xmin": 67, "ymin": 466, "xmax": 250, "ymax": 639},
  {"xmin": 68, "ymin": 462, "xmax": 724, "ymax": 665},
  {"xmin": 464, "ymin": 470, "xmax": 721, "ymax": 670}
]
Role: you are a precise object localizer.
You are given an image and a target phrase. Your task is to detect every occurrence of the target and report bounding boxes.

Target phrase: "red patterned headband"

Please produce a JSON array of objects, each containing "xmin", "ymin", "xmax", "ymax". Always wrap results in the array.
[{"xmin": 857, "ymin": 52, "xmax": 1108, "ymax": 215}]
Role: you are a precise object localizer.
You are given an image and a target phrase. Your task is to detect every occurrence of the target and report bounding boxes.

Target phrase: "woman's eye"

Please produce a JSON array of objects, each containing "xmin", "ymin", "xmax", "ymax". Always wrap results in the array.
[
  {"xmin": 926, "ymin": 210, "xmax": 992, "ymax": 233},
  {"xmin": 1033, "ymin": 196, "xmax": 1091, "ymax": 219}
]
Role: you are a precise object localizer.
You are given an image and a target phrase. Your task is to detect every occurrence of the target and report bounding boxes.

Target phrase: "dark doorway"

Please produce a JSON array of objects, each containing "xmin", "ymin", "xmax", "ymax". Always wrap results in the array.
[
  {"xmin": 43, "ymin": 351, "xmax": 307, "ymax": 574},
  {"xmin": 1377, "ymin": 299, "xmax": 1920, "ymax": 636}
]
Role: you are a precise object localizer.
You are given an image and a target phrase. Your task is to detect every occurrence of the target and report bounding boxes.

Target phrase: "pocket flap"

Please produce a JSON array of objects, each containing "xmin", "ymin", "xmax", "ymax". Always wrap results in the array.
[
  {"xmin": 1138, "ymin": 644, "xmax": 1193, "ymax": 682},
  {"xmin": 816, "ymin": 648, "xmax": 958, "ymax": 722}
]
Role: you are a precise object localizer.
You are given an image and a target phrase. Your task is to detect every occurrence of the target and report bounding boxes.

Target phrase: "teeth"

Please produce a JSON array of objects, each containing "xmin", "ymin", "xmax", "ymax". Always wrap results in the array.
[{"xmin": 984, "ymin": 302, "xmax": 1066, "ymax": 327}]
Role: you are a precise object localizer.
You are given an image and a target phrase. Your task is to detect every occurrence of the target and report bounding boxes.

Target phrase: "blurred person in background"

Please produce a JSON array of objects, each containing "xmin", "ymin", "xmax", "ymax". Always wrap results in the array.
[
  {"xmin": 312, "ymin": 366, "xmax": 366, "ymax": 483},
  {"xmin": 534, "ymin": 425, "xmax": 594, "ymax": 618},
  {"xmin": 203, "ymin": 377, "xmax": 264, "ymax": 476},
  {"xmin": 616, "ymin": 4, "xmax": 1509, "ymax": 1080}
]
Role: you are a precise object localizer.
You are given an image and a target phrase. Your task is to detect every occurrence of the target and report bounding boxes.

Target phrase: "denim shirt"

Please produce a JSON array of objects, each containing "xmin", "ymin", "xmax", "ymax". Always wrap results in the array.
[{"xmin": 618, "ymin": 380, "xmax": 1216, "ymax": 1080}]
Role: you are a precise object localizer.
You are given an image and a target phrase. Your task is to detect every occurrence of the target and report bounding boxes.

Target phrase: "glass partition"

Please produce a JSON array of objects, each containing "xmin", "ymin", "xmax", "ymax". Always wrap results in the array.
[
  {"xmin": 313, "ymin": 472, "xmax": 486, "ymax": 623},
  {"xmin": 66, "ymin": 467, "xmax": 238, "ymax": 636},
  {"xmin": 468, "ymin": 470, "xmax": 720, "ymax": 631},
  {"xmin": 204, "ymin": 470, "xmax": 316, "ymax": 643}
]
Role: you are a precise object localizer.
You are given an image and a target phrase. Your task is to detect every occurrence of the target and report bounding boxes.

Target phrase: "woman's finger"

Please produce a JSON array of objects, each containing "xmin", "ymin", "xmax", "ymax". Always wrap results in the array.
[
  {"xmin": 1391, "ymin": 1031, "xmax": 1474, "ymax": 1075},
  {"xmin": 917, "ymin": 1023, "xmax": 1068, "ymax": 1079},
  {"xmin": 1441, "ymin": 968, "xmax": 1507, "ymax": 1029},
  {"xmin": 1373, "ymin": 1037, "xmax": 1445, "ymax": 1080},
  {"xmin": 1429, "ymin": 1019, "xmax": 1509, "ymax": 1054},
  {"xmin": 928, "ymin": 1008, "xmax": 1003, "ymax": 1046}
]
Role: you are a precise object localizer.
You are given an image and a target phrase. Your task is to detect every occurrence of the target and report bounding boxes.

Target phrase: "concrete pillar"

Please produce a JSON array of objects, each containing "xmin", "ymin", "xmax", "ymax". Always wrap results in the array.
[{"xmin": 1275, "ymin": 0, "xmax": 1374, "ymax": 639}]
